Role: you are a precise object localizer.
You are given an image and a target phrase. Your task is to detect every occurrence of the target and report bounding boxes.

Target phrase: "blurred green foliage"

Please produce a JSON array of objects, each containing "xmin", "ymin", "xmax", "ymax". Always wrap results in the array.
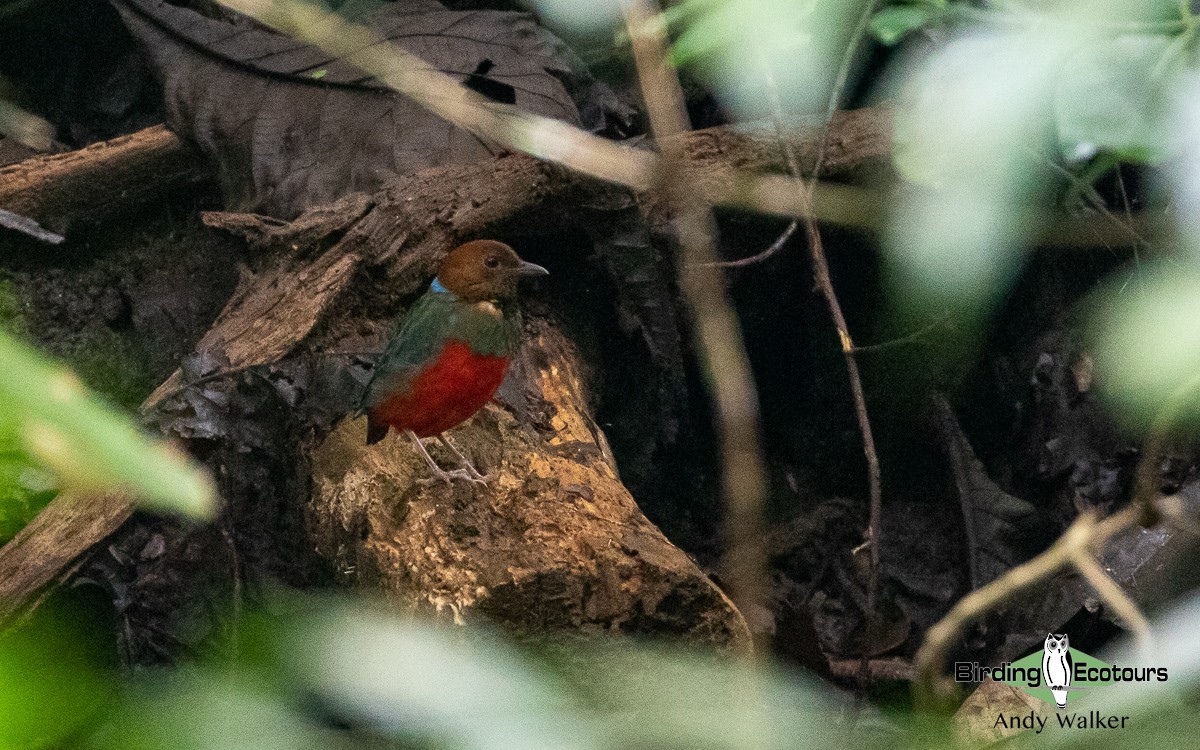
[
  {"xmin": 0, "ymin": 435, "xmax": 56, "ymax": 544},
  {"xmin": 88, "ymin": 595, "xmax": 887, "ymax": 750},
  {"xmin": 60, "ymin": 591, "xmax": 1200, "ymax": 749},
  {"xmin": 861, "ymin": 0, "xmax": 1200, "ymax": 429},
  {"xmin": 0, "ymin": 605, "xmax": 112, "ymax": 750},
  {"xmin": 5, "ymin": 0, "xmax": 1200, "ymax": 746},
  {"xmin": 0, "ymin": 326, "xmax": 214, "ymax": 516},
  {"xmin": 1088, "ymin": 264, "xmax": 1200, "ymax": 429},
  {"xmin": 0, "ymin": 276, "xmax": 163, "ymax": 541},
  {"xmin": 0, "ymin": 281, "xmax": 216, "ymax": 740},
  {"xmin": 665, "ymin": 0, "xmax": 867, "ymax": 119}
]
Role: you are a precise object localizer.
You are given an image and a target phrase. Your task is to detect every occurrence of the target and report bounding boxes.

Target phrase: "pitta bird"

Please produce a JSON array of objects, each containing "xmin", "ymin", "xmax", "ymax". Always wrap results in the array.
[{"xmin": 358, "ymin": 240, "xmax": 547, "ymax": 484}]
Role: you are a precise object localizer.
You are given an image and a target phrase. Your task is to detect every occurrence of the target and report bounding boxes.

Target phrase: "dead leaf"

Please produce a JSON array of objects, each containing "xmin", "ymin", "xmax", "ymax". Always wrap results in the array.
[
  {"xmin": 955, "ymin": 678, "xmax": 1053, "ymax": 747},
  {"xmin": 114, "ymin": 0, "xmax": 624, "ymax": 217},
  {"xmin": 932, "ymin": 394, "xmax": 1038, "ymax": 590}
]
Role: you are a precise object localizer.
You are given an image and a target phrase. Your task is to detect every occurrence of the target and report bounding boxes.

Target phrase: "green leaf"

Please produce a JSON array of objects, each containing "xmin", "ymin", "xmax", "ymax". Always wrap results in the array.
[
  {"xmin": 659, "ymin": 0, "xmax": 858, "ymax": 120},
  {"xmin": 887, "ymin": 30, "xmax": 1061, "ymax": 319},
  {"xmin": 284, "ymin": 606, "xmax": 577, "ymax": 749},
  {"xmin": 0, "ymin": 609, "xmax": 111, "ymax": 750},
  {"xmin": 1090, "ymin": 264, "xmax": 1200, "ymax": 428},
  {"xmin": 96, "ymin": 671, "xmax": 336, "ymax": 750},
  {"xmin": 0, "ymin": 438, "xmax": 56, "ymax": 544},
  {"xmin": 869, "ymin": 5, "xmax": 945, "ymax": 46},
  {"xmin": 110, "ymin": 600, "xmax": 864, "ymax": 748},
  {"xmin": 670, "ymin": 9, "xmax": 742, "ymax": 67},
  {"xmin": 1054, "ymin": 33, "xmax": 1181, "ymax": 164},
  {"xmin": 0, "ymin": 329, "xmax": 214, "ymax": 517}
]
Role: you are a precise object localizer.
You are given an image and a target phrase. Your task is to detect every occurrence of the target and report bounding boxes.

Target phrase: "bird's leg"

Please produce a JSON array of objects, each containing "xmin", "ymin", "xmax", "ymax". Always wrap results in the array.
[
  {"xmin": 406, "ymin": 430, "xmax": 475, "ymax": 485},
  {"xmin": 437, "ymin": 434, "xmax": 495, "ymax": 483}
]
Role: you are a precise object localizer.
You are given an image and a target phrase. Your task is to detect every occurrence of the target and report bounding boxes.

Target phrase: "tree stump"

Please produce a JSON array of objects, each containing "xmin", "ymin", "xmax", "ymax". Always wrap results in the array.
[{"xmin": 310, "ymin": 322, "xmax": 750, "ymax": 648}]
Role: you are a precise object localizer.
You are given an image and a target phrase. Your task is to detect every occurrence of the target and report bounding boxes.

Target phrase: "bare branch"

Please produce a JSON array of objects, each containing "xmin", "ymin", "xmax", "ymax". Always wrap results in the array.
[
  {"xmin": 1070, "ymin": 550, "xmax": 1153, "ymax": 654},
  {"xmin": 621, "ymin": 0, "xmax": 768, "ymax": 630},
  {"xmin": 912, "ymin": 370, "xmax": 1200, "ymax": 708},
  {"xmin": 912, "ymin": 506, "xmax": 1142, "ymax": 709}
]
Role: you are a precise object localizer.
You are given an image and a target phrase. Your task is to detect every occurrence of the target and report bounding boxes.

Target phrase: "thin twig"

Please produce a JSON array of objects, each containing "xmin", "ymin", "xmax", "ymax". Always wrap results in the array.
[
  {"xmin": 912, "ymin": 506, "xmax": 1142, "ymax": 709},
  {"xmin": 850, "ymin": 316, "xmax": 950, "ymax": 354},
  {"xmin": 812, "ymin": 2, "xmax": 874, "ymax": 180},
  {"xmin": 1035, "ymin": 151, "xmax": 1155, "ymax": 253},
  {"xmin": 688, "ymin": 0, "xmax": 886, "ymax": 670},
  {"xmin": 701, "ymin": 52, "xmax": 801, "ymax": 270},
  {"xmin": 621, "ymin": 0, "xmax": 768, "ymax": 634},
  {"xmin": 697, "ymin": 221, "xmax": 797, "ymax": 269},
  {"xmin": 1070, "ymin": 550, "xmax": 1153, "ymax": 653},
  {"xmin": 792, "ymin": 0, "xmax": 884, "ymax": 693},
  {"xmin": 797, "ymin": 0, "xmax": 885, "ymax": 617},
  {"xmin": 701, "ymin": 0, "xmax": 873, "ymax": 272},
  {"xmin": 913, "ymin": 371, "xmax": 1200, "ymax": 709}
]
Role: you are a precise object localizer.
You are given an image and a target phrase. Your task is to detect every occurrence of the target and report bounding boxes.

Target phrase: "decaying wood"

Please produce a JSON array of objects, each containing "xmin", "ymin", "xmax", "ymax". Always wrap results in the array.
[
  {"xmin": 312, "ymin": 323, "xmax": 750, "ymax": 647},
  {"xmin": 147, "ymin": 106, "xmax": 894, "ymax": 408},
  {"xmin": 0, "ymin": 125, "xmax": 207, "ymax": 235},
  {"xmin": 0, "ymin": 107, "xmax": 894, "ymax": 633},
  {"xmin": 0, "ymin": 491, "xmax": 133, "ymax": 625}
]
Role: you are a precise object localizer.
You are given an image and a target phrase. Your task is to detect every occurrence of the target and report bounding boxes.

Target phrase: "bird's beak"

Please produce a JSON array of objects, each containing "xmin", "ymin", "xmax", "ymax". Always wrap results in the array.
[{"xmin": 515, "ymin": 260, "xmax": 549, "ymax": 277}]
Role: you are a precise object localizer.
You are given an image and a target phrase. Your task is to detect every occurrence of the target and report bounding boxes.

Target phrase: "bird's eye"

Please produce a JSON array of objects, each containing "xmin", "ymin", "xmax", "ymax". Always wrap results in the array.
[{"xmin": 485, "ymin": 256, "xmax": 500, "ymax": 268}]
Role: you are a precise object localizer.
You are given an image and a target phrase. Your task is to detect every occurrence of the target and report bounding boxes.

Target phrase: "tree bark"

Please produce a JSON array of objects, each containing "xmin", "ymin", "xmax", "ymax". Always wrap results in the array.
[
  {"xmin": 0, "ymin": 491, "xmax": 133, "ymax": 624},
  {"xmin": 312, "ymin": 322, "xmax": 749, "ymax": 646},
  {"xmin": 0, "ymin": 125, "xmax": 208, "ymax": 235},
  {"xmin": 0, "ymin": 107, "xmax": 896, "ymax": 634}
]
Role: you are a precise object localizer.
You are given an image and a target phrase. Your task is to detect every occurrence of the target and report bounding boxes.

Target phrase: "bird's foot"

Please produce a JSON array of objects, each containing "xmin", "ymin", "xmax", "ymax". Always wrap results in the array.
[
  {"xmin": 408, "ymin": 430, "xmax": 488, "ymax": 487},
  {"xmin": 458, "ymin": 462, "xmax": 495, "ymax": 484},
  {"xmin": 417, "ymin": 467, "xmax": 484, "ymax": 487},
  {"xmin": 437, "ymin": 434, "xmax": 495, "ymax": 484}
]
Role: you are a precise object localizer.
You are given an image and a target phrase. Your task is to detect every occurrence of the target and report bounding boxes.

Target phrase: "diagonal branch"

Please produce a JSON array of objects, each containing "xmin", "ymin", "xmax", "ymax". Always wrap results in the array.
[
  {"xmin": 216, "ymin": 0, "xmax": 878, "ymax": 226},
  {"xmin": 621, "ymin": 0, "xmax": 768, "ymax": 630},
  {"xmin": 912, "ymin": 505, "xmax": 1143, "ymax": 710},
  {"xmin": 912, "ymin": 372, "xmax": 1200, "ymax": 709},
  {"xmin": 1070, "ymin": 549, "xmax": 1153, "ymax": 651}
]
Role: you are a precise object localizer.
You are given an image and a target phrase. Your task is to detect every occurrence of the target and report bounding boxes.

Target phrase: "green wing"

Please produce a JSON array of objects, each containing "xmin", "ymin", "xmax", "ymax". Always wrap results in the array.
[
  {"xmin": 357, "ymin": 289, "xmax": 520, "ymax": 415},
  {"xmin": 358, "ymin": 290, "xmax": 460, "ymax": 414}
]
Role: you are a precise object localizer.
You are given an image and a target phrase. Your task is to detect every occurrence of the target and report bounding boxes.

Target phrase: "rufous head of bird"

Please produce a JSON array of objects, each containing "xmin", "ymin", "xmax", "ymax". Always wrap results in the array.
[{"xmin": 435, "ymin": 240, "xmax": 548, "ymax": 303}]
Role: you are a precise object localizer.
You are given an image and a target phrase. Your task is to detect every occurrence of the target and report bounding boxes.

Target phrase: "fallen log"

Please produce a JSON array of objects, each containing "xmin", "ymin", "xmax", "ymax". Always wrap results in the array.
[
  {"xmin": 0, "ymin": 106, "xmax": 894, "ymax": 634},
  {"xmin": 312, "ymin": 322, "xmax": 749, "ymax": 646},
  {"xmin": 0, "ymin": 491, "xmax": 133, "ymax": 624},
  {"xmin": 0, "ymin": 125, "xmax": 208, "ymax": 236}
]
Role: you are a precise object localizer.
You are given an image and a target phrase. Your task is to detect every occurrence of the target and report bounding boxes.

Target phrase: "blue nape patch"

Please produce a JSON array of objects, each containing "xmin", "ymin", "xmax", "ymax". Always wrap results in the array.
[{"xmin": 431, "ymin": 278, "xmax": 449, "ymax": 294}]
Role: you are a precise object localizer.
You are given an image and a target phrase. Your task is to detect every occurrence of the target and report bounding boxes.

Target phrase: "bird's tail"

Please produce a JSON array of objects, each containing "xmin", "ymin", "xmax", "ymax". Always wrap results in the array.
[{"xmin": 366, "ymin": 411, "xmax": 389, "ymax": 445}]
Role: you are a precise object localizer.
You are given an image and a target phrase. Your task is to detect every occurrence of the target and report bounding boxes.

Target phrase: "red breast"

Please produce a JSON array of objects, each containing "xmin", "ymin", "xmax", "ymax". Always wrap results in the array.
[{"xmin": 370, "ymin": 340, "xmax": 509, "ymax": 438}]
